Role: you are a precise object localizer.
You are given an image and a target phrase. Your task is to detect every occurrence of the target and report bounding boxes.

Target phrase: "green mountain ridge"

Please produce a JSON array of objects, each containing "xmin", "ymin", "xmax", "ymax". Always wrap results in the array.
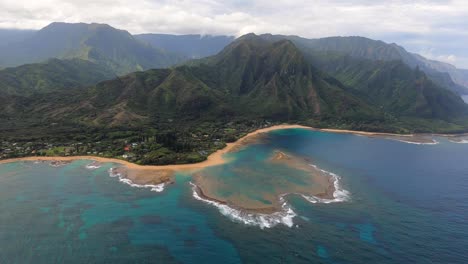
[
  {"xmin": 310, "ymin": 56, "xmax": 467, "ymax": 120},
  {"xmin": 259, "ymin": 34, "xmax": 468, "ymax": 95},
  {"xmin": 2, "ymin": 34, "xmax": 468, "ymax": 164},
  {"xmin": 1, "ymin": 23, "xmax": 467, "ymax": 95},
  {"xmin": 16, "ymin": 36, "xmax": 377, "ymax": 126},
  {"xmin": 4, "ymin": 34, "xmax": 467, "ymax": 134},
  {"xmin": 0, "ymin": 22, "xmax": 184, "ymax": 75},
  {"xmin": 197, "ymin": 34, "xmax": 468, "ymax": 124},
  {"xmin": 0, "ymin": 58, "xmax": 116, "ymax": 96}
]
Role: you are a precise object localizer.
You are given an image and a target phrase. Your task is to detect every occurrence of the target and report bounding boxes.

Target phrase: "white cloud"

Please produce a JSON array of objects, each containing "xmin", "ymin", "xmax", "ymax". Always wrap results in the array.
[
  {"xmin": 421, "ymin": 48, "xmax": 458, "ymax": 65},
  {"xmin": 0, "ymin": 0, "xmax": 467, "ymax": 68}
]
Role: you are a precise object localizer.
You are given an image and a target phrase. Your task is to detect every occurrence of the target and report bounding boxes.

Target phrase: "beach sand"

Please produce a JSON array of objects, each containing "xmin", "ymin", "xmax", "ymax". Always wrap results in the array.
[
  {"xmin": 0, "ymin": 125, "xmax": 311, "ymax": 184},
  {"xmin": 0, "ymin": 124, "xmax": 441, "ymax": 188},
  {"xmin": 321, "ymin": 129, "xmax": 438, "ymax": 144}
]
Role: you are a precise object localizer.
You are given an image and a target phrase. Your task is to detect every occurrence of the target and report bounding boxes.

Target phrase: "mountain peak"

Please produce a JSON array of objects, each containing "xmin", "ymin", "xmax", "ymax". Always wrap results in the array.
[
  {"xmin": 40, "ymin": 22, "xmax": 125, "ymax": 36},
  {"xmin": 232, "ymin": 33, "xmax": 268, "ymax": 46},
  {"xmin": 0, "ymin": 21, "xmax": 182, "ymax": 75},
  {"xmin": 237, "ymin": 32, "xmax": 258, "ymax": 39},
  {"xmin": 43, "ymin": 22, "xmax": 113, "ymax": 30}
]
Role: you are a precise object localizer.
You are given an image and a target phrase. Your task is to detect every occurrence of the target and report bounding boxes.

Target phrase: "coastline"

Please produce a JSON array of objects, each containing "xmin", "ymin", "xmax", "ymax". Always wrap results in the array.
[
  {"xmin": 0, "ymin": 125, "xmax": 313, "ymax": 187},
  {"xmin": 0, "ymin": 124, "xmax": 448, "ymax": 170},
  {"xmin": 321, "ymin": 128, "xmax": 443, "ymax": 144},
  {"xmin": 0, "ymin": 124, "xmax": 311, "ymax": 170},
  {"xmin": 320, "ymin": 128, "xmax": 407, "ymax": 137},
  {"xmin": 0, "ymin": 124, "xmax": 460, "ymax": 228},
  {"xmin": 0, "ymin": 123, "xmax": 450, "ymax": 191},
  {"xmin": 0, "ymin": 124, "xmax": 357, "ymax": 216}
]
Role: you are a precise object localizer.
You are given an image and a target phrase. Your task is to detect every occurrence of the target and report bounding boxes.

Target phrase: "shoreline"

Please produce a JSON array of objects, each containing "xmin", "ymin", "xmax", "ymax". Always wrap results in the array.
[
  {"xmin": 0, "ymin": 124, "xmax": 359, "ymax": 216},
  {"xmin": 320, "ymin": 128, "xmax": 410, "ymax": 137},
  {"xmin": 0, "ymin": 124, "xmax": 452, "ymax": 169},
  {"xmin": 0, "ymin": 124, "xmax": 449, "ymax": 220},
  {"xmin": 0, "ymin": 124, "xmax": 310, "ymax": 170}
]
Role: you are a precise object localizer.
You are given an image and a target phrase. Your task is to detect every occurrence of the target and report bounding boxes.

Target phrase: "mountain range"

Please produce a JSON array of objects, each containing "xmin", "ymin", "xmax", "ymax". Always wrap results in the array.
[
  {"xmin": 0, "ymin": 58, "xmax": 116, "ymax": 96},
  {"xmin": 2, "ymin": 22, "xmax": 468, "ymax": 164},
  {"xmin": 259, "ymin": 34, "xmax": 468, "ymax": 95},
  {"xmin": 1, "ymin": 22, "xmax": 468, "ymax": 139},
  {"xmin": 2, "ymin": 22, "xmax": 467, "ymax": 96},
  {"xmin": 0, "ymin": 23, "xmax": 183, "ymax": 75}
]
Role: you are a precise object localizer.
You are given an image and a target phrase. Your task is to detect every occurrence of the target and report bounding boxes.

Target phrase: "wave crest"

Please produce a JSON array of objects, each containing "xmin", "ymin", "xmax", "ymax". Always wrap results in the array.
[
  {"xmin": 302, "ymin": 165, "xmax": 351, "ymax": 203},
  {"xmin": 108, "ymin": 167, "xmax": 165, "ymax": 192},
  {"xmin": 449, "ymin": 139, "xmax": 468, "ymax": 144},
  {"xmin": 85, "ymin": 161, "xmax": 101, "ymax": 170},
  {"xmin": 394, "ymin": 139, "xmax": 439, "ymax": 145},
  {"xmin": 190, "ymin": 182, "xmax": 296, "ymax": 229}
]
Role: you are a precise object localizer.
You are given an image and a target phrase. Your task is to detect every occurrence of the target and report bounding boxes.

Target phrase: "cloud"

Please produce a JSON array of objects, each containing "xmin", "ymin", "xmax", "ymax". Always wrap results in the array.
[
  {"xmin": 420, "ymin": 49, "xmax": 458, "ymax": 64},
  {"xmin": 0, "ymin": 0, "xmax": 467, "ymax": 68}
]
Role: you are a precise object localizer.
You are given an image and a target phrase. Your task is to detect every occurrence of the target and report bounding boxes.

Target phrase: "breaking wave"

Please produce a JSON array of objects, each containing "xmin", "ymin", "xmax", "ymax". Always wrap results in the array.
[
  {"xmin": 393, "ymin": 139, "xmax": 439, "ymax": 145},
  {"xmin": 190, "ymin": 182, "xmax": 296, "ymax": 229},
  {"xmin": 301, "ymin": 165, "xmax": 351, "ymax": 204},
  {"xmin": 85, "ymin": 161, "xmax": 101, "ymax": 170},
  {"xmin": 190, "ymin": 164, "xmax": 351, "ymax": 229},
  {"xmin": 449, "ymin": 139, "xmax": 468, "ymax": 144},
  {"xmin": 108, "ymin": 167, "xmax": 165, "ymax": 192}
]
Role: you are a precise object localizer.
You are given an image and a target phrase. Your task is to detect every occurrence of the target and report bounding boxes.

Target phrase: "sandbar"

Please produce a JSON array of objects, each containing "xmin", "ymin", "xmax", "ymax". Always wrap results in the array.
[{"xmin": 192, "ymin": 150, "xmax": 335, "ymax": 213}]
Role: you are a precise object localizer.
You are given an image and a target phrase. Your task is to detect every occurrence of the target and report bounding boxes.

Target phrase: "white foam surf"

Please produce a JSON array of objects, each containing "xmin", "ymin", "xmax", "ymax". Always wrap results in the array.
[
  {"xmin": 85, "ymin": 161, "xmax": 101, "ymax": 170},
  {"xmin": 190, "ymin": 182, "xmax": 296, "ymax": 229},
  {"xmin": 108, "ymin": 167, "xmax": 165, "ymax": 192},
  {"xmin": 190, "ymin": 163, "xmax": 351, "ymax": 228},
  {"xmin": 449, "ymin": 139, "xmax": 468, "ymax": 144},
  {"xmin": 301, "ymin": 165, "xmax": 351, "ymax": 204},
  {"xmin": 108, "ymin": 167, "xmax": 121, "ymax": 178},
  {"xmin": 393, "ymin": 139, "xmax": 439, "ymax": 145}
]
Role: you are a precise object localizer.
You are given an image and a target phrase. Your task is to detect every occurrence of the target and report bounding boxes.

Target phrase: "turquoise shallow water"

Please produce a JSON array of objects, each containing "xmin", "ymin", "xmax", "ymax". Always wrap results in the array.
[{"xmin": 1, "ymin": 128, "xmax": 468, "ymax": 263}]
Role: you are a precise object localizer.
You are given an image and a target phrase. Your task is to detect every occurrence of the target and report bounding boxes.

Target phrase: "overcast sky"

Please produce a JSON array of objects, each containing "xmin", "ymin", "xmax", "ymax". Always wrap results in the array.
[{"xmin": 1, "ymin": 0, "xmax": 467, "ymax": 68}]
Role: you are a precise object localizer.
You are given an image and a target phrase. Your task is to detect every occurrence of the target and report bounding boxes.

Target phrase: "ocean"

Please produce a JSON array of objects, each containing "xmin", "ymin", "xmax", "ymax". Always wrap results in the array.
[{"xmin": 1, "ymin": 128, "xmax": 467, "ymax": 263}]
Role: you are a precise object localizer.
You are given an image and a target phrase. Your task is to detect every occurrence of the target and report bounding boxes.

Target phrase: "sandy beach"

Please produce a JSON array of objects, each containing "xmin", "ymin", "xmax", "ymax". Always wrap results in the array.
[
  {"xmin": 0, "ymin": 124, "xmax": 438, "ymax": 185},
  {"xmin": 0, "ymin": 124, "xmax": 311, "ymax": 184},
  {"xmin": 0, "ymin": 124, "xmax": 310, "ymax": 169},
  {"xmin": 320, "ymin": 128, "xmax": 402, "ymax": 136},
  {"xmin": 321, "ymin": 128, "xmax": 440, "ymax": 144}
]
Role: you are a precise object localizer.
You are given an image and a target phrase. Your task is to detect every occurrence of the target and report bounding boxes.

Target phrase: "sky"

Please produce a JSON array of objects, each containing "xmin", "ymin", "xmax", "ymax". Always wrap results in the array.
[{"xmin": 1, "ymin": 0, "xmax": 467, "ymax": 68}]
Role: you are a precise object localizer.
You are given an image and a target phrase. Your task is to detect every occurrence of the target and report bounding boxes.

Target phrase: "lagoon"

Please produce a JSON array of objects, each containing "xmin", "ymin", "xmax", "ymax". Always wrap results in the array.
[{"xmin": 1, "ymin": 129, "xmax": 467, "ymax": 263}]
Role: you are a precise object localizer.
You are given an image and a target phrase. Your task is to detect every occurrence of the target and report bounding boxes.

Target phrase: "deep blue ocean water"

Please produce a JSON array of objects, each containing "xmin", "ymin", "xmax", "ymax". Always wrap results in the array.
[{"xmin": 1, "ymin": 128, "xmax": 467, "ymax": 263}]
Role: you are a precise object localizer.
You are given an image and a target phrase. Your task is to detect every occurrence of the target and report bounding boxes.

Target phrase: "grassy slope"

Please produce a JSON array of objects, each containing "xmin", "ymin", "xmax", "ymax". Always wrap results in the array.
[{"xmin": 0, "ymin": 58, "xmax": 116, "ymax": 96}]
